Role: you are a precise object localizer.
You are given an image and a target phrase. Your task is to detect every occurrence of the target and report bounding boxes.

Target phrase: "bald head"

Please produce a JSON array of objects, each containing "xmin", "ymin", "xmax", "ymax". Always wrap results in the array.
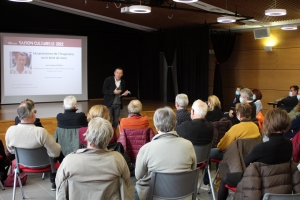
[{"xmin": 191, "ymin": 100, "xmax": 208, "ymax": 119}]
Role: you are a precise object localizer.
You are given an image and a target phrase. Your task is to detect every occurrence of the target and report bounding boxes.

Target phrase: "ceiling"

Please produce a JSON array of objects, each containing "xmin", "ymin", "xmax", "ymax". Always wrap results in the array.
[{"xmin": 29, "ymin": 0, "xmax": 300, "ymax": 32}]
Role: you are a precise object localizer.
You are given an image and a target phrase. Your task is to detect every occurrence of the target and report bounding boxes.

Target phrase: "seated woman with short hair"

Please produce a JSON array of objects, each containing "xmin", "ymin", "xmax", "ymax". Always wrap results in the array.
[
  {"xmin": 56, "ymin": 117, "xmax": 131, "ymax": 199},
  {"xmin": 78, "ymin": 105, "xmax": 117, "ymax": 147},
  {"xmin": 218, "ymin": 108, "xmax": 292, "ymax": 200},
  {"xmin": 206, "ymin": 95, "xmax": 223, "ymax": 122},
  {"xmin": 119, "ymin": 100, "xmax": 149, "ymax": 133}
]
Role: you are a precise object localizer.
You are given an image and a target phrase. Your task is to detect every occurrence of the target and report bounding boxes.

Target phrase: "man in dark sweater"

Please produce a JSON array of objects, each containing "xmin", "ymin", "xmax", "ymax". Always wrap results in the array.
[
  {"xmin": 175, "ymin": 93, "xmax": 191, "ymax": 127},
  {"xmin": 277, "ymin": 85, "xmax": 299, "ymax": 113},
  {"xmin": 56, "ymin": 96, "xmax": 88, "ymax": 128},
  {"xmin": 176, "ymin": 99, "xmax": 214, "ymax": 145}
]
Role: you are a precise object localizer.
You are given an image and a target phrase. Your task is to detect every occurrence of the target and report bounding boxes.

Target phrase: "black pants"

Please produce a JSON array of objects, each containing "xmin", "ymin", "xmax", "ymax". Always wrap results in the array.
[
  {"xmin": 218, "ymin": 172, "xmax": 244, "ymax": 200},
  {"xmin": 50, "ymin": 151, "xmax": 65, "ymax": 183},
  {"xmin": 108, "ymin": 104, "xmax": 121, "ymax": 129}
]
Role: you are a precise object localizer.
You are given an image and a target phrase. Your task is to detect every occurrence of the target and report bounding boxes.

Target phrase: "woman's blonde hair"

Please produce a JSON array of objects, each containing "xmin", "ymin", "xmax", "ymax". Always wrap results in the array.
[
  {"xmin": 87, "ymin": 105, "xmax": 110, "ymax": 122},
  {"xmin": 263, "ymin": 108, "xmax": 290, "ymax": 137},
  {"xmin": 208, "ymin": 95, "xmax": 221, "ymax": 111}
]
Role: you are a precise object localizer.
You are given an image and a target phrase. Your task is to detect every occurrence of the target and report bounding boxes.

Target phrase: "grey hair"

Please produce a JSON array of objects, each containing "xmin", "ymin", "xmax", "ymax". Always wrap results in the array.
[
  {"xmin": 84, "ymin": 117, "xmax": 113, "ymax": 149},
  {"xmin": 192, "ymin": 100, "xmax": 208, "ymax": 117},
  {"xmin": 153, "ymin": 107, "xmax": 176, "ymax": 132},
  {"xmin": 127, "ymin": 100, "xmax": 142, "ymax": 113},
  {"xmin": 17, "ymin": 101, "xmax": 34, "ymax": 120},
  {"xmin": 175, "ymin": 94, "xmax": 189, "ymax": 109},
  {"xmin": 63, "ymin": 96, "xmax": 77, "ymax": 109},
  {"xmin": 240, "ymin": 88, "xmax": 253, "ymax": 100}
]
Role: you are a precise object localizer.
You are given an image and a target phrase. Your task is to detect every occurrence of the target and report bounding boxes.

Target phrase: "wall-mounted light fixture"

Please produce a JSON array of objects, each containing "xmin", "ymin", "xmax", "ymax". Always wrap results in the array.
[{"xmin": 264, "ymin": 46, "xmax": 272, "ymax": 52}]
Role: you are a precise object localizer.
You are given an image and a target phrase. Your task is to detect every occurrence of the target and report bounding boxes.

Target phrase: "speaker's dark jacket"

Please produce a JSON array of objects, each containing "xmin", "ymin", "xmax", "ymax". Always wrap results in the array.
[{"xmin": 102, "ymin": 76, "xmax": 126, "ymax": 109}]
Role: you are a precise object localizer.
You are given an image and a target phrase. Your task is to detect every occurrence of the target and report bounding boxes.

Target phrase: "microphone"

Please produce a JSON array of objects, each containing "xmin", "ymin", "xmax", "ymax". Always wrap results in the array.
[{"xmin": 120, "ymin": 91, "xmax": 131, "ymax": 97}]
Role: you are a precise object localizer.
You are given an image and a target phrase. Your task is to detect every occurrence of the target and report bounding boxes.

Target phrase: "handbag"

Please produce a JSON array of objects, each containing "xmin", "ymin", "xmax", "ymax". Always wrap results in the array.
[{"xmin": 4, "ymin": 159, "xmax": 27, "ymax": 187}]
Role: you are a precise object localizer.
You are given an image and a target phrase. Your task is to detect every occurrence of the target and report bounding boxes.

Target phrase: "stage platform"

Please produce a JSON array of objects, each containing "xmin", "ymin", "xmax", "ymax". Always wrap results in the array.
[{"xmin": 0, "ymin": 98, "xmax": 175, "ymax": 147}]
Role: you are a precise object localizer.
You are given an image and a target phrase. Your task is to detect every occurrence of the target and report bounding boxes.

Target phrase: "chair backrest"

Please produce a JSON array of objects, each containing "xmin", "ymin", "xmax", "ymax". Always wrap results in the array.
[
  {"xmin": 212, "ymin": 118, "xmax": 232, "ymax": 148},
  {"xmin": 193, "ymin": 142, "xmax": 212, "ymax": 165},
  {"xmin": 262, "ymin": 193, "xmax": 300, "ymax": 200},
  {"xmin": 147, "ymin": 168, "xmax": 200, "ymax": 200},
  {"xmin": 15, "ymin": 147, "xmax": 56, "ymax": 173},
  {"xmin": 54, "ymin": 127, "xmax": 80, "ymax": 156}
]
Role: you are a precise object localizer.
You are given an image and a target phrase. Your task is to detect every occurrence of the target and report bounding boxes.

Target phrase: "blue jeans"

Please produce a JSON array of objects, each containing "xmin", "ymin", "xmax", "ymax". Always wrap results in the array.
[{"xmin": 134, "ymin": 186, "xmax": 140, "ymax": 200}]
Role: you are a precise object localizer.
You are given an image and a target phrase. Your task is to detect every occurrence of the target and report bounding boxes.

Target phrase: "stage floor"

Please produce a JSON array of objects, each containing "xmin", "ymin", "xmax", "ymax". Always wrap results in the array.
[{"xmin": 0, "ymin": 98, "xmax": 175, "ymax": 121}]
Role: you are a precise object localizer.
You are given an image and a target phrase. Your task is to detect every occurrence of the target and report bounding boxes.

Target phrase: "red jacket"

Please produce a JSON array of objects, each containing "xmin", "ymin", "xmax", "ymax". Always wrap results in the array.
[
  {"xmin": 117, "ymin": 127, "xmax": 155, "ymax": 163},
  {"xmin": 292, "ymin": 131, "xmax": 300, "ymax": 162}
]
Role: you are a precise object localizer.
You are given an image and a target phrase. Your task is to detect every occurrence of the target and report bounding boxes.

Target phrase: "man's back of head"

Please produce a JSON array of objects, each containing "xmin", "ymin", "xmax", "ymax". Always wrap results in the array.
[
  {"xmin": 191, "ymin": 100, "xmax": 208, "ymax": 119},
  {"xmin": 64, "ymin": 96, "xmax": 77, "ymax": 109},
  {"xmin": 18, "ymin": 101, "xmax": 35, "ymax": 122},
  {"xmin": 175, "ymin": 94, "xmax": 189, "ymax": 110}
]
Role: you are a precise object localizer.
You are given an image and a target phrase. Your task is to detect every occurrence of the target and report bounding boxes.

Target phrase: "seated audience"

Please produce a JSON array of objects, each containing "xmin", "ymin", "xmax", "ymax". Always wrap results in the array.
[
  {"xmin": 218, "ymin": 108, "xmax": 292, "ymax": 200},
  {"xmin": 56, "ymin": 96, "xmax": 88, "ymax": 128},
  {"xmin": 135, "ymin": 107, "xmax": 196, "ymax": 200},
  {"xmin": 176, "ymin": 99, "xmax": 214, "ymax": 145},
  {"xmin": 206, "ymin": 95, "xmax": 223, "ymax": 122},
  {"xmin": 175, "ymin": 93, "xmax": 191, "ymax": 127},
  {"xmin": 292, "ymin": 131, "xmax": 300, "ymax": 163},
  {"xmin": 277, "ymin": 85, "xmax": 299, "ymax": 113},
  {"xmin": 225, "ymin": 85, "xmax": 243, "ymax": 118},
  {"xmin": 15, "ymin": 99, "xmax": 43, "ymax": 127},
  {"xmin": 210, "ymin": 102, "xmax": 261, "ymax": 161},
  {"xmin": 236, "ymin": 88, "xmax": 257, "ymax": 124},
  {"xmin": 56, "ymin": 117, "xmax": 131, "ymax": 199},
  {"xmin": 78, "ymin": 105, "xmax": 117, "ymax": 147},
  {"xmin": 119, "ymin": 100, "xmax": 149, "ymax": 133},
  {"xmin": 288, "ymin": 90, "xmax": 300, "ymax": 120},
  {"xmin": 6, "ymin": 101, "xmax": 61, "ymax": 190}
]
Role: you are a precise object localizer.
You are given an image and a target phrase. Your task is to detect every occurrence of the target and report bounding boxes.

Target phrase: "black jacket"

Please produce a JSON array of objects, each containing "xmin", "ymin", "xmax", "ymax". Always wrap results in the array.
[
  {"xmin": 278, "ymin": 96, "xmax": 298, "ymax": 113},
  {"xmin": 102, "ymin": 76, "xmax": 126, "ymax": 109},
  {"xmin": 56, "ymin": 109, "xmax": 87, "ymax": 128}
]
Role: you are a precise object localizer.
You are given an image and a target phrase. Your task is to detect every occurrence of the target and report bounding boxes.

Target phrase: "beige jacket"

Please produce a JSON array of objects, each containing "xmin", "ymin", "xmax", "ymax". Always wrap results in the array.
[
  {"xmin": 135, "ymin": 131, "xmax": 197, "ymax": 200},
  {"xmin": 56, "ymin": 148, "xmax": 131, "ymax": 200}
]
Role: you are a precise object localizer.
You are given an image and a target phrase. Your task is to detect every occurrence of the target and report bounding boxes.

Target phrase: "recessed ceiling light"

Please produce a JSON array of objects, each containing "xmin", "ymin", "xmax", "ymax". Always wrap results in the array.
[
  {"xmin": 129, "ymin": 5, "xmax": 151, "ymax": 14},
  {"xmin": 217, "ymin": 16, "xmax": 236, "ymax": 23},
  {"xmin": 281, "ymin": 25, "xmax": 297, "ymax": 30},
  {"xmin": 8, "ymin": 0, "xmax": 33, "ymax": 2},
  {"xmin": 173, "ymin": 0, "xmax": 198, "ymax": 3},
  {"xmin": 265, "ymin": 9, "xmax": 286, "ymax": 16}
]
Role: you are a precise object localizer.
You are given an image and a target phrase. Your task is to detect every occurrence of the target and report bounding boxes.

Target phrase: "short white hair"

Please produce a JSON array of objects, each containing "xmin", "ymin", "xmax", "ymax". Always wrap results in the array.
[
  {"xmin": 153, "ymin": 107, "xmax": 176, "ymax": 132},
  {"xmin": 63, "ymin": 96, "xmax": 77, "ymax": 109},
  {"xmin": 240, "ymin": 88, "xmax": 253, "ymax": 100},
  {"xmin": 175, "ymin": 94, "xmax": 189, "ymax": 108},
  {"xmin": 192, "ymin": 100, "xmax": 208, "ymax": 117},
  {"xmin": 84, "ymin": 117, "xmax": 113, "ymax": 149},
  {"xmin": 127, "ymin": 100, "xmax": 142, "ymax": 113}
]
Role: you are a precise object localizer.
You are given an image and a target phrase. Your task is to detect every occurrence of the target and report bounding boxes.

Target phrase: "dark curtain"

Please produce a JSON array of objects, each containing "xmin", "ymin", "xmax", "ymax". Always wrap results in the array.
[
  {"xmin": 161, "ymin": 31, "xmax": 177, "ymax": 102},
  {"xmin": 138, "ymin": 32, "xmax": 161, "ymax": 100},
  {"xmin": 177, "ymin": 26, "xmax": 209, "ymax": 102},
  {"xmin": 211, "ymin": 31, "xmax": 236, "ymax": 104}
]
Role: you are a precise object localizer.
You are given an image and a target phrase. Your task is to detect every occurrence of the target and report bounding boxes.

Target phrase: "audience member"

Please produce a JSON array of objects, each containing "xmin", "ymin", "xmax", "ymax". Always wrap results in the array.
[
  {"xmin": 175, "ymin": 93, "xmax": 191, "ymax": 127},
  {"xmin": 277, "ymin": 85, "xmax": 299, "ymax": 113},
  {"xmin": 119, "ymin": 100, "xmax": 149, "ymax": 133},
  {"xmin": 288, "ymin": 90, "xmax": 300, "ymax": 120},
  {"xmin": 56, "ymin": 96, "xmax": 88, "ymax": 128},
  {"xmin": 78, "ymin": 105, "xmax": 117, "ymax": 147},
  {"xmin": 15, "ymin": 99, "xmax": 42, "ymax": 127},
  {"xmin": 252, "ymin": 89, "xmax": 263, "ymax": 115},
  {"xmin": 102, "ymin": 68, "xmax": 130, "ymax": 129},
  {"xmin": 6, "ymin": 101, "xmax": 61, "ymax": 190},
  {"xmin": 176, "ymin": 100, "xmax": 214, "ymax": 145},
  {"xmin": 226, "ymin": 85, "xmax": 243, "ymax": 118},
  {"xmin": 284, "ymin": 112, "xmax": 300, "ymax": 139},
  {"xmin": 206, "ymin": 95, "xmax": 223, "ymax": 122},
  {"xmin": 135, "ymin": 107, "xmax": 196, "ymax": 200},
  {"xmin": 218, "ymin": 108, "xmax": 292, "ymax": 200},
  {"xmin": 56, "ymin": 117, "xmax": 131, "ymax": 199},
  {"xmin": 237, "ymin": 88, "xmax": 257, "ymax": 123},
  {"xmin": 210, "ymin": 102, "xmax": 261, "ymax": 161}
]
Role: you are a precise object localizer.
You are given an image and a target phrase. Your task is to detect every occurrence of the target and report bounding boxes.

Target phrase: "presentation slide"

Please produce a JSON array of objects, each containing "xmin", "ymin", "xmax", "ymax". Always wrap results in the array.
[{"xmin": 1, "ymin": 33, "xmax": 88, "ymax": 104}]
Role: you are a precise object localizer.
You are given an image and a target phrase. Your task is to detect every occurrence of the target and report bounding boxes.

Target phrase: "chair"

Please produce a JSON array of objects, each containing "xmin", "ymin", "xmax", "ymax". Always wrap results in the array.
[
  {"xmin": 117, "ymin": 127, "xmax": 154, "ymax": 163},
  {"xmin": 194, "ymin": 142, "xmax": 216, "ymax": 200},
  {"xmin": 212, "ymin": 118, "xmax": 232, "ymax": 148},
  {"xmin": 147, "ymin": 168, "xmax": 200, "ymax": 200},
  {"xmin": 225, "ymin": 184, "xmax": 236, "ymax": 200},
  {"xmin": 54, "ymin": 127, "xmax": 80, "ymax": 156},
  {"xmin": 262, "ymin": 193, "xmax": 300, "ymax": 200},
  {"xmin": 13, "ymin": 147, "xmax": 60, "ymax": 200}
]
